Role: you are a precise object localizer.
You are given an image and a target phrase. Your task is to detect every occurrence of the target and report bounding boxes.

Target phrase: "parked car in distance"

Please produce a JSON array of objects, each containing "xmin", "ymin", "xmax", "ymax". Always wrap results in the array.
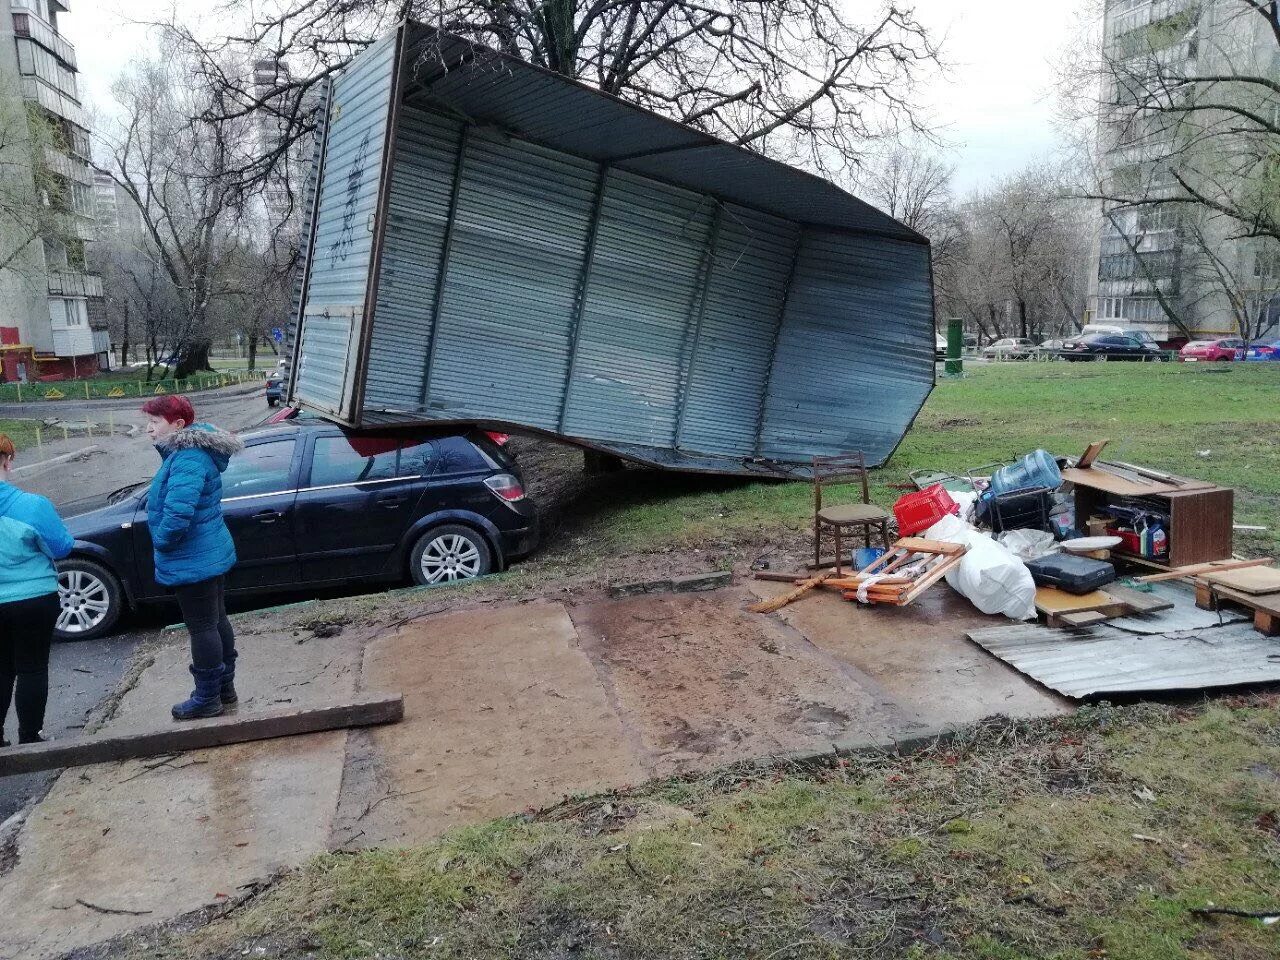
[
  {"xmin": 982, "ymin": 338, "xmax": 1036, "ymax": 359},
  {"xmin": 1037, "ymin": 338, "xmax": 1066, "ymax": 357},
  {"xmin": 1244, "ymin": 339, "xmax": 1280, "ymax": 361},
  {"xmin": 265, "ymin": 371, "xmax": 285, "ymax": 407},
  {"xmin": 1180, "ymin": 338, "xmax": 1244, "ymax": 361},
  {"xmin": 935, "ymin": 334, "xmax": 947, "ymax": 360},
  {"xmin": 1060, "ymin": 333, "xmax": 1163, "ymax": 361},
  {"xmin": 53, "ymin": 421, "xmax": 538, "ymax": 640}
]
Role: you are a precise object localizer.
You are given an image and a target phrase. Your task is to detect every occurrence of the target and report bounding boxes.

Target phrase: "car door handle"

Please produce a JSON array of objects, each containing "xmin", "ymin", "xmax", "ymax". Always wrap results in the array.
[
  {"xmin": 375, "ymin": 495, "xmax": 408, "ymax": 508},
  {"xmin": 253, "ymin": 509, "xmax": 282, "ymax": 523}
]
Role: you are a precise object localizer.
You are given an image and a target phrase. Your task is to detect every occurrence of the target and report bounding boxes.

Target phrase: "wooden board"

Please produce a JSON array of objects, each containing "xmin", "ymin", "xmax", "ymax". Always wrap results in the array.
[
  {"xmin": 1077, "ymin": 439, "xmax": 1110, "ymax": 469},
  {"xmin": 1059, "ymin": 610, "xmax": 1113, "ymax": 628},
  {"xmin": 1034, "ymin": 587, "xmax": 1119, "ymax": 614},
  {"xmin": 1195, "ymin": 581, "xmax": 1280, "ymax": 635},
  {"xmin": 0, "ymin": 692, "xmax": 404, "ymax": 777},
  {"xmin": 1203, "ymin": 566, "xmax": 1280, "ymax": 596},
  {"xmin": 1137, "ymin": 557, "xmax": 1272, "ymax": 584},
  {"xmin": 1103, "ymin": 584, "xmax": 1175, "ymax": 614}
]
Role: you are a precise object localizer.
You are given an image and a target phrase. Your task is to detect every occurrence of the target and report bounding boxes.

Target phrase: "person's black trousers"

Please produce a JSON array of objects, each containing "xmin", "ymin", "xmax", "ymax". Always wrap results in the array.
[
  {"xmin": 0, "ymin": 591, "xmax": 60, "ymax": 743},
  {"xmin": 172, "ymin": 575, "xmax": 237, "ymax": 671}
]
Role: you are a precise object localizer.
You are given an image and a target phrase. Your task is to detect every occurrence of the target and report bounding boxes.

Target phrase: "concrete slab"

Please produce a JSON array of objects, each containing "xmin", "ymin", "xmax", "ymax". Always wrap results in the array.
[
  {"xmin": 0, "ymin": 623, "xmax": 362, "ymax": 960},
  {"xmin": 333, "ymin": 601, "xmax": 647, "ymax": 848},
  {"xmin": 750, "ymin": 580, "xmax": 1071, "ymax": 728},
  {"xmin": 569, "ymin": 588, "xmax": 924, "ymax": 777}
]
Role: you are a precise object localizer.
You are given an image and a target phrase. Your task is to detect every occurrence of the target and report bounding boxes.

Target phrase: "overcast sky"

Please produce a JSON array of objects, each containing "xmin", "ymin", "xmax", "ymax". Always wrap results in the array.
[{"xmin": 61, "ymin": 0, "xmax": 1094, "ymax": 196}]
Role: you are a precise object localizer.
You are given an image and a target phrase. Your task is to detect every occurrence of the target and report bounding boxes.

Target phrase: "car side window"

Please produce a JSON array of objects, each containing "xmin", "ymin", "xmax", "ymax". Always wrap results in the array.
[
  {"xmin": 221, "ymin": 439, "xmax": 296, "ymax": 499},
  {"xmin": 1119, "ymin": 337, "xmax": 1140, "ymax": 347},
  {"xmin": 308, "ymin": 435, "xmax": 435, "ymax": 487},
  {"xmin": 433, "ymin": 436, "xmax": 485, "ymax": 475}
]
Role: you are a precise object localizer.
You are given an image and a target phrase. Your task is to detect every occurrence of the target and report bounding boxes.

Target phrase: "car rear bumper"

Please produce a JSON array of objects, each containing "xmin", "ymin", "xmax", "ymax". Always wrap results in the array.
[{"xmin": 501, "ymin": 521, "xmax": 539, "ymax": 560}]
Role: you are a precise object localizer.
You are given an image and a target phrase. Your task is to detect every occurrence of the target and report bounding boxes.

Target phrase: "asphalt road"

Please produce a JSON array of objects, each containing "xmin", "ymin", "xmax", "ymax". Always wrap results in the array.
[{"xmin": 1, "ymin": 384, "xmax": 271, "ymax": 820}]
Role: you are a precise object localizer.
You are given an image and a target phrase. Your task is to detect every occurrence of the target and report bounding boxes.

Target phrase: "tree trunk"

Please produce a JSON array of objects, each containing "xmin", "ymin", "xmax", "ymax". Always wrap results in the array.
[
  {"xmin": 1018, "ymin": 300, "xmax": 1029, "ymax": 340},
  {"xmin": 119, "ymin": 302, "xmax": 131, "ymax": 367},
  {"xmin": 175, "ymin": 339, "xmax": 213, "ymax": 379},
  {"xmin": 247, "ymin": 333, "xmax": 258, "ymax": 372}
]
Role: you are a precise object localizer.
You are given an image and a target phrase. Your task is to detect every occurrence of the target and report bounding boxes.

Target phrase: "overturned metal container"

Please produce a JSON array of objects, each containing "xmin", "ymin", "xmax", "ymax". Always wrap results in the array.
[{"xmin": 290, "ymin": 21, "xmax": 935, "ymax": 477}]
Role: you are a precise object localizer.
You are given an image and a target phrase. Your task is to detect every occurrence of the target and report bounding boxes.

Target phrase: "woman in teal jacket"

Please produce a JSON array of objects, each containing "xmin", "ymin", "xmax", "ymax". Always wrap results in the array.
[
  {"xmin": 142, "ymin": 395, "xmax": 244, "ymax": 720},
  {"xmin": 0, "ymin": 433, "xmax": 75, "ymax": 745}
]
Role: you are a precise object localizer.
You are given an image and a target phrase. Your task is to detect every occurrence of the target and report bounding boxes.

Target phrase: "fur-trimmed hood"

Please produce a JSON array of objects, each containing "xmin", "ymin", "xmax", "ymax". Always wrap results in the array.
[{"xmin": 157, "ymin": 423, "xmax": 244, "ymax": 472}]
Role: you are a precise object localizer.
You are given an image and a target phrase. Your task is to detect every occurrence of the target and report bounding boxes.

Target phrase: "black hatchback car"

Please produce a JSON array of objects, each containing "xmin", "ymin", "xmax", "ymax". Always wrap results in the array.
[{"xmin": 55, "ymin": 421, "xmax": 538, "ymax": 640}]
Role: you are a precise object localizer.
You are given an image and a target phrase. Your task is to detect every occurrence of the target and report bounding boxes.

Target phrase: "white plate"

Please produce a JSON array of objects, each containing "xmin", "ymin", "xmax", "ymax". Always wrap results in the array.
[{"xmin": 1061, "ymin": 536, "xmax": 1123, "ymax": 553}]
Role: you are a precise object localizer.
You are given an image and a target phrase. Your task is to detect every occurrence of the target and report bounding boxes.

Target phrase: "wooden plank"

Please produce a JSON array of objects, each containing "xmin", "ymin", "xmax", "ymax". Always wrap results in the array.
[
  {"xmin": 1203, "ymin": 566, "xmax": 1280, "ymax": 596},
  {"xmin": 894, "ymin": 537, "xmax": 967, "ymax": 556},
  {"xmin": 1103, "ymin": 584, "xmax": 1175, "ymax": 614},
  {"xmin": 1058, "ymin": 610, "xmax": 1113, "ymax": 628},
  {"xmin": 1076, "ymin": 439, "xmax": 1110, "ymax": 469},
  {"xmin": 0, "ymin": 692, "xmax": 404, "ymax": 777},
  {"xmin": 1137, "ymin": 557, "xmax": 1272, "ymax": 584},
  {"xmin": 1034, "ymin": 587, "xmax": 1120, "ymax": 614},
  {"xmin": 1061, "ymin": 466, "xmax": 1173, "ymax": 496},
  {"xmin": 752, "ymin": 570, "xmax": 813, "ymax": 583},
  {"xmin": 748, "ymin": 571, "xmax": 834, "ymax": 614}
]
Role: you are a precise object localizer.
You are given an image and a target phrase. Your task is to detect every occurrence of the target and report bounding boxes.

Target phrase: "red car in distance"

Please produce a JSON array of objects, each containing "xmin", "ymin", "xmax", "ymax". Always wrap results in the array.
[{"xmin": 1179, "ymin": 337, "xmax": 1244, "ymax": 361}]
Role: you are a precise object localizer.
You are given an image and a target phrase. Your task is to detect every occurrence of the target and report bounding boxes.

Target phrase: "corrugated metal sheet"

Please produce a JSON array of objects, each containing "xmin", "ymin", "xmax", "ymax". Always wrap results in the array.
[
  {"xmin": 285, "ymin": 79, "xmax": 330, "ymax": 370},
  {"xmin": 561, "ymin": 170, "xmax": 715, "ymax": 447},
  {"xmin": 363, "ymin": 106, "xmax": 463, "ymax": 407},
  {"xmin": 1106, "ymin": 582, "xmax": 1247, "ymax": 634},
  {"xmin": 760, "ymin": 232, "xmax": 935, "ymax": 465},
  {"xmin": 294, "ymin": 23, "xmax": 936, "ymax": 475},
  {"xmin": 401, "ymin": 27, "xmax": 922, "ymax": 243},
  {"xmin": 676, "ymin": 205, "xmax": 799, "ymax": 457},
  {"xmin": 292, "ymin": 31, "xmax": 398, "ymax": 416},
  {"xmin": 967, "ymin": 621, "xmax": 1280, "ymax": 698},
  {"xmin": 426, "ymin": 128, "xmax": 598, "ymax": 426}
]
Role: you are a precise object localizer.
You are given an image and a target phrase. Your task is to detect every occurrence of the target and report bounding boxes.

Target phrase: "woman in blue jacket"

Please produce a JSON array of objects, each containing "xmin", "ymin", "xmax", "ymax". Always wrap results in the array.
[
  {"xmin": 142, "ymin": 395, "xmax": 244, "ymax": 720},
  {"xmin": 0, "ymin": 433, "xmax": 75, "ymax": 745}
]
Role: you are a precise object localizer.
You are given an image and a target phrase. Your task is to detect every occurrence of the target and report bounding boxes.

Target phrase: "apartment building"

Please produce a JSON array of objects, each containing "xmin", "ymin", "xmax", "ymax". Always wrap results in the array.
[
  {"xmin": 1090, "ymin": 0, "xmax": 1280, "ymax": 344},
  {"xmin": 0, "ymin": 0, "xmax": 105, "ymax": 381}
]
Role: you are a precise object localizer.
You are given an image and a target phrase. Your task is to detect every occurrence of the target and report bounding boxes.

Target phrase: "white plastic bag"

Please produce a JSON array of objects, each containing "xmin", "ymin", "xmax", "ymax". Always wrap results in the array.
[
  {"xmin": 923, "ymin": 514, "xmax": 1038, "ymax": 620},
  {"xmin": 998, "ymin": 529, "xmax": 1059, "ymax": 561}
]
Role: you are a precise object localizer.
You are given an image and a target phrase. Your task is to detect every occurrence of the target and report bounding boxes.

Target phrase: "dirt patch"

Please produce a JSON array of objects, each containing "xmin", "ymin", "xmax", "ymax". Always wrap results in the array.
[{"xmin": 568, "ymin": 588, "xmax": 916, "ymax": 777}]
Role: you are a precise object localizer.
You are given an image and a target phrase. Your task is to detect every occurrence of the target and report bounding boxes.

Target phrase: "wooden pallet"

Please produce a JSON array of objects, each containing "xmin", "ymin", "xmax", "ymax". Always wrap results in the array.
[
  {"xmin": 1034, "ymin": 583, "xmax": 1174, "ymax": 628},
  {"xmin": 1194, "ymin": 580, "xmax": 1280, "ymax": 636}
]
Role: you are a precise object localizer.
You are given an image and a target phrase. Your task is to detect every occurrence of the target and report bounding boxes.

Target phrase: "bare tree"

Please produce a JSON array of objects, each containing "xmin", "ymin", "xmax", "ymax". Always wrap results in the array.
[
  {"xmin": 96, "ymin": 51, "xmax": 259, "ymax": 379},
  {"xmin": 163, "ymin": 0, "xmax": 942, "ymax": 205},
  {"xmin": 937, "ymin": 164, "xmax": 1094, "ymax": 343}
]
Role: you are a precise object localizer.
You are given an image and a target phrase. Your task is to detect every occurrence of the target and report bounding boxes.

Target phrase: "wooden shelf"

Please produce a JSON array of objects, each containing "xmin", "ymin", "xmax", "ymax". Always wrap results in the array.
[{"xmin": 1070, "ymin": 471, "xmax": 1233, "ymax": 569}]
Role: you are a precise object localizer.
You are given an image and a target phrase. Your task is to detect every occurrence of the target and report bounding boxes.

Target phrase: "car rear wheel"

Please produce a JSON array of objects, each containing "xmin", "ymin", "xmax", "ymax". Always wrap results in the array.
[
  {"xmin": 409, "ymin": 524, "xmax": 493, "ymax": 585},
  {"xmin": 56, "ymin": 558, "xmax": 124, "ymax": 641}
]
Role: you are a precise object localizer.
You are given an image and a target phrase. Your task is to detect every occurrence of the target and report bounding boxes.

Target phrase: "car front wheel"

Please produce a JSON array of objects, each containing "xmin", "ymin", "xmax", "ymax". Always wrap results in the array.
[
  {"xmin": 409, "ymin": 524, "xmax": 493, "ymax": 586},
  {"xmin": 56, "ymin": 557, "xmax": 124, "ymax": 641}
]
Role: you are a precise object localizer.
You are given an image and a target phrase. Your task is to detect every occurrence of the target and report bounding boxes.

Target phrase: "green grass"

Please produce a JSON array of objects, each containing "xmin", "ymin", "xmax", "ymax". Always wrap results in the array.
[
  {"xmin": 543, "ymin": 363, "xmax": 1280, "ymax": 562},
  {"xmin": 111, "ymin": 696, "xmax": 1280, "ymax": 960},
  {"xmin": 0, "ymin": 418, "xmax": 41, "ymax": 450}
]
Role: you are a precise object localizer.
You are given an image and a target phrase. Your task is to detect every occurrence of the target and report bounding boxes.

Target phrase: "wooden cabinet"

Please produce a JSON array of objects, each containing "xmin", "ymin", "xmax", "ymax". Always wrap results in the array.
[{"xmin": 1064, "ymin": 467, "xmax": 1233, "ymax": 568}]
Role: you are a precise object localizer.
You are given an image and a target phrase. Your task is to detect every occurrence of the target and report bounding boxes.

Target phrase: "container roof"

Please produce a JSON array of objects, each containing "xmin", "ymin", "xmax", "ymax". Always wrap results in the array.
[{"xmin": 399, "ymin": 23, "xmax": 926, "ymax": 245}]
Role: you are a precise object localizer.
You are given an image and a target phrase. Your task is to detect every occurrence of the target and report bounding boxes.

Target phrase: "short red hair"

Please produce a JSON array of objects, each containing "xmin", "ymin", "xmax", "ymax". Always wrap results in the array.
[{"xmin": 141, "ymin": 395, "xmax": 196, "ymax": 426}]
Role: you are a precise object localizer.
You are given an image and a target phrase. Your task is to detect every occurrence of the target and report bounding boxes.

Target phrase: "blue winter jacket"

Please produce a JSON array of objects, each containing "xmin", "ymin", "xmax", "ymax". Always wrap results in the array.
[
  {"xmin": 0, "ymin": 481, "xmax": 75, "ymax": 604},
  {"xmin": 146, "ymin": 423, "xmax": 244, "ymax": 587}
]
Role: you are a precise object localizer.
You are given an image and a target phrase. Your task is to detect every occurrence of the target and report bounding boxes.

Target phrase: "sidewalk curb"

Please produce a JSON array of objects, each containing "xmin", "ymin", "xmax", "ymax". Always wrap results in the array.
[{"xmin": 13, "ymin": 445, "xmax": 101, "ymax": 478}]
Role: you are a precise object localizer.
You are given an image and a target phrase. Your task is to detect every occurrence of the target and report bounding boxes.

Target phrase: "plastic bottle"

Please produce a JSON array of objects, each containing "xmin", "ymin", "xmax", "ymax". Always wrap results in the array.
[{"xmin": 1150, "ymin": 519, "xmax": 1168, "ymax": 559}]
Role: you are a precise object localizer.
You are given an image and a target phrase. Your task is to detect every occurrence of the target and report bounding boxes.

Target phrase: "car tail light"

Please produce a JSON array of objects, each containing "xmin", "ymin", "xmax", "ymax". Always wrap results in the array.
[
  {"xmin": 484, "ymin": 431, "xmax": 510, "ymax": 446},
  {"xmin": 484, "ymin": 473, "xmax": 526, "ymax": 502}
]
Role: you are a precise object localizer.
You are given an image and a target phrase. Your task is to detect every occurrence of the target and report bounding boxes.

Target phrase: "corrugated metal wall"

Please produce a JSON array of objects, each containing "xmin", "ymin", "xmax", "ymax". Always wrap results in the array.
[
  {"xmin": 426, "ymin": 129, "xmax": 598, "ymax": 425},
  {"xmin": 561, "ymin": 170, "xmax": 715, "ymax": 447},
  {"xmin": 292, "ymin": 31, "xmax": 397, "ymax": 417},
  {"xmin": 759, "ymin": 231, "xmax": 935, "ymax": 465},
  {"xmin": 363, "ymin": 106, "xmax": 462, "ymax": 406},
  {"xmin": 675, "ymin": 205, "xmax": 800, "ymax": 457}
]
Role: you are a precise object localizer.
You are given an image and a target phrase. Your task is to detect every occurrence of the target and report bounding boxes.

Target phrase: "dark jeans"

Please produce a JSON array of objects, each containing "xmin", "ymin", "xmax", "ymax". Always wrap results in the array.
[
  {"xmin": 173, "ymin": 576, "xmax": 237, "ymax": 672},
  {"xmin": 0, "ymin": 591, "xmax": 59, "ymax": 742}
]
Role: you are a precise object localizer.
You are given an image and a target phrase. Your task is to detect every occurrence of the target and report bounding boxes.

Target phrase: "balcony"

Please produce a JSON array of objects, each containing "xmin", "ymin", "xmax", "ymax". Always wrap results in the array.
[
  {"xmin": 20, "ymin": 75, "xmax": 85, "ymax": 128},
  {"xmin": 43, "ymin": 147, "xmax": 92, "ymax": 185},
  {"xmin": 11, "ymin": 12, "xmax": 77, "ymax": 69},
  {"xmin": 47, "ymin": 270, "xmax": 102, "ymax": 298}
]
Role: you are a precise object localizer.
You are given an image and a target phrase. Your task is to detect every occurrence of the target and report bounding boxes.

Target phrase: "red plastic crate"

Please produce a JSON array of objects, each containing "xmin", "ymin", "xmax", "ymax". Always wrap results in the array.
[{"xmin": 893, "ymin": 484, "xmax": 959, "ymax": 536}]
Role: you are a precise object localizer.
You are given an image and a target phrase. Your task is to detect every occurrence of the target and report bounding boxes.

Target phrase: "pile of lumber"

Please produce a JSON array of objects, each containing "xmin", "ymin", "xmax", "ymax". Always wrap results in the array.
[{"xmin": 750, "ymin": 537, "xmax": 967, "ymax": 613}]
